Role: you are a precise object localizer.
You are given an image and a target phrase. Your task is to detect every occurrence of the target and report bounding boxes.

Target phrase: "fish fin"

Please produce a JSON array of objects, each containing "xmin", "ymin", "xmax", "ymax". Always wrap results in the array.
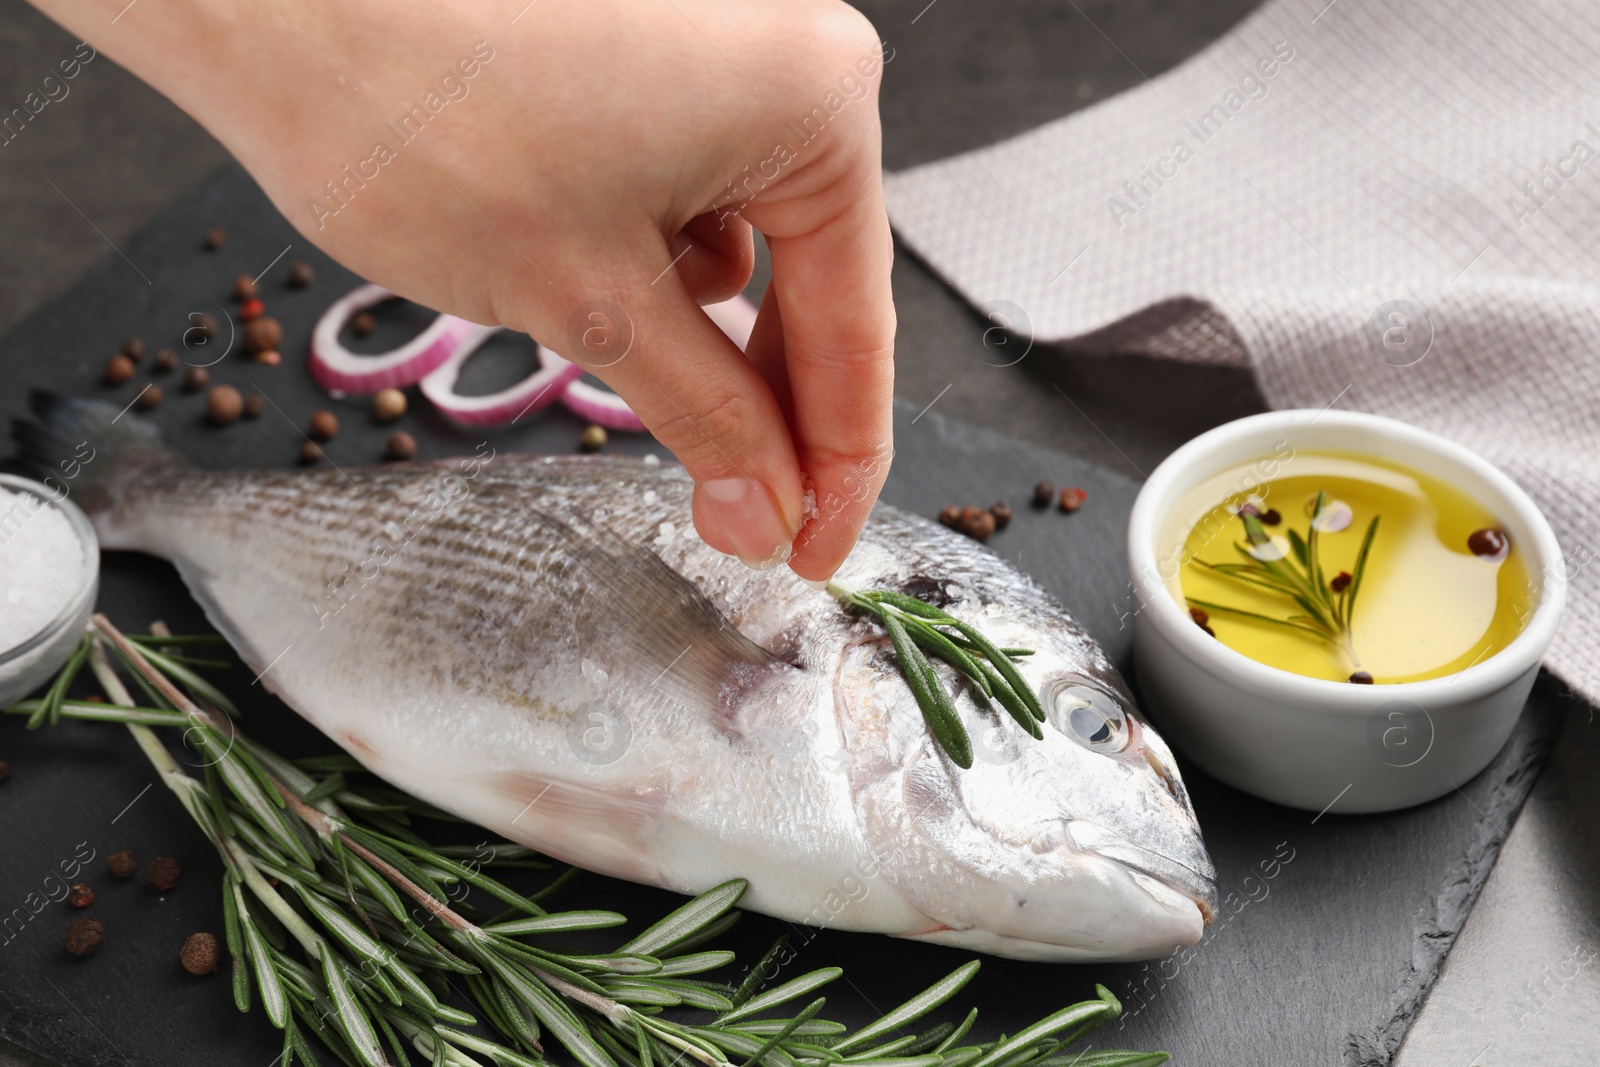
[
  {"xmin": 6, "ymin": 392, "xmax": 184, "ymax": 520},
  {"xmin": 532, "ymin": 507, "xmax": 792, "ymax": 714},
  {"xmin": 485, "ymin": 771, "xmax": 661, "ymax": 884}
]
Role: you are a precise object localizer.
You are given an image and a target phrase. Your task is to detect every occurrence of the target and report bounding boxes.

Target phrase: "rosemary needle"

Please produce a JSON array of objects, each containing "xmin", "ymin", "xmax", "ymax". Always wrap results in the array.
[
  {"xmin": 1190, "ymin": 492, "xmax": 1379, "ymax": 670},
  {"xmin": 827, "ymin": 585, "xmax": 1045, "ymax": 768},
  {"xmin": 6, "ymin": 617, "xmax": 1170, "ymax": 1067}
]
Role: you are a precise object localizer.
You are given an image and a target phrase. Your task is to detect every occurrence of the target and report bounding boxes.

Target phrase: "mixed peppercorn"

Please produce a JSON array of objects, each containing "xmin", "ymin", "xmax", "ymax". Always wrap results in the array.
[{"xmin": 939, "ymin": 482, "xmax": 1088, "ymax": 543}]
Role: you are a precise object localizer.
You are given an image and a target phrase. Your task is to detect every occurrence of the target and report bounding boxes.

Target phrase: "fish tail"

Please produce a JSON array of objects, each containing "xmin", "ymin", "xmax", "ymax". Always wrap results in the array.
[{"xmin": 7, "ymin": 392, "xmax": 185, "ymax": 523}]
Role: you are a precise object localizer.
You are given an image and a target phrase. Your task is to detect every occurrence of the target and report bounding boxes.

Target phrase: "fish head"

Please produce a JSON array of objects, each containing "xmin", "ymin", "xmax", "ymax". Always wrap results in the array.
[{"xmin": 835, "ymin": 605, "xmax": 1216, "ymax": 962}]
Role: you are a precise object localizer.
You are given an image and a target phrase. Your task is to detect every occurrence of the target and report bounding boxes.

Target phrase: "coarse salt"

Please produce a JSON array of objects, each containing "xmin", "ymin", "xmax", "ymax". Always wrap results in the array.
[{"xmin": 0, "ymin": 487, "xmax": 84, "ymax": 650}]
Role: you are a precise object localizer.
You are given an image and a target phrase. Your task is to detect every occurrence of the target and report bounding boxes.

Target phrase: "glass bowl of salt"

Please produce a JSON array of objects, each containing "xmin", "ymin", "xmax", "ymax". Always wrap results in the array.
[{"xmin": 0, "ymin": 473, "xmax": 99, "ymax": 707}]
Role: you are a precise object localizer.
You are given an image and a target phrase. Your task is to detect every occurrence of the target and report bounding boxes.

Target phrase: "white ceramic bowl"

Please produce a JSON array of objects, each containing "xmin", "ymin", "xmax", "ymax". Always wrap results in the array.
[
  {"xmin": 1127, "ymin": 410, "xmax": 1566, "ymax": 813},
  {"xmin": 0, "ymin": 474, "xmax": 100, "ymax": 708}
]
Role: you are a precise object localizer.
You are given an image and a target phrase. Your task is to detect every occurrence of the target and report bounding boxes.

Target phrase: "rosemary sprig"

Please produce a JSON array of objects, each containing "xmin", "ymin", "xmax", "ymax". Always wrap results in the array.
[
  {"xmin": 6, "ymin": 616, "xmax": 1168, "ymax": 1067},
  {"xmin": 826, "ymin": 586, "xmax": 1043, "ymax": 769},
  {"xmin": 1188, "ymin": 492, "xmax": 1379, "ymax": 669}
]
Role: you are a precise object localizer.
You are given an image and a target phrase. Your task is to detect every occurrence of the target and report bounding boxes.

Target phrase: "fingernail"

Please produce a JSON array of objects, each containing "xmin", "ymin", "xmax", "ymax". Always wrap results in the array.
[{"xmin": 701, "ymin": 477, "xmax": 793, "ymax": 570}]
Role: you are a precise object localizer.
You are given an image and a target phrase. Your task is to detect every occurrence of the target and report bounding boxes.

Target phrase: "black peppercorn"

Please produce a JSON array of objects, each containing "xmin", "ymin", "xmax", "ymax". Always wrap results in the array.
[
  {"xmin": 65, "ymin": 917, "xmax": 104, "ymax": 957},
  {"xmin": 385, "ymin": 432, "xmax": 417, "ymax": 461},
  {"xmin": 956, "ymin": 506, "xmax": 996, "ymax": 542},
  {"xmin": 309, "ymin": 410, "xmax": 339, "ymax": 442},
  {"xmin": 148, "ymin": 856, "xmax": 181, "ymax": 892},
  {"xmin": 206, "ymin": 386, "xmax": 243, "ymax": 425},
  {"xmin": 1468, "ymin": 528, "xmax": 1508, "ymax": 559},
  {"xmin": 104, "ymin": 355, "xmax": 135, "ymax": 385},
  {"xmin": 242, "ymin": 317, "xmax": 283, "ymax": 354},
  {"xmin": 180, "ymin": 932, "xmax": 220, "ymax": 975}
]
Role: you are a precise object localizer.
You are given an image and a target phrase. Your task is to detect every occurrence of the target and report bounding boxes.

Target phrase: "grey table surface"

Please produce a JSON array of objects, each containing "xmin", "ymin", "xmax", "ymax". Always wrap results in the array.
[{"xmin": 0, "ymin": 1, "xmax": 1594, "ymax": 1065}]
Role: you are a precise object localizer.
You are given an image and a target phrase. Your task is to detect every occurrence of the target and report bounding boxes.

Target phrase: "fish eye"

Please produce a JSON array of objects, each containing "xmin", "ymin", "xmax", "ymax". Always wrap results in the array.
[{"xmin": 1046, "ymin": 680, "xmax": 1130, "ymax": 754}]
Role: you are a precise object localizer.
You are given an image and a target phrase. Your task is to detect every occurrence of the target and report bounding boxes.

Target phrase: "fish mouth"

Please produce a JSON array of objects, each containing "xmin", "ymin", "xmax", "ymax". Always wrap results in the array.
[
  {"xmin": 1142, "ymin": 745, "xmax": 1184, "ymax": 803},
  {"xmin": 1067, "ymin": 821, "xmax": 1218, "ymax": 925}
]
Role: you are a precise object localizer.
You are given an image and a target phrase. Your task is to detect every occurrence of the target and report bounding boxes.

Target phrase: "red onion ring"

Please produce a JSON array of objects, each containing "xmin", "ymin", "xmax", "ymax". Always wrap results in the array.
[
  {"xmin": 309, "ymin": 283, "xmax": 475, "ymax": 394},
  {"xmin": 553, "ymin": 294, "xmax": 759, "ymax": 432},
  {"xmin": 420, "ymin": 325, "xmax": 586, "ymax": 427}
]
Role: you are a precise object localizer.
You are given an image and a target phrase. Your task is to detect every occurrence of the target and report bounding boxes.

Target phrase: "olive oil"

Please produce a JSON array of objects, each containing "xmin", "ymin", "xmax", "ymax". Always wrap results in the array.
[{"xmin": 1162, "ymin": 451, "xmax": 1530, "ymax": 684}]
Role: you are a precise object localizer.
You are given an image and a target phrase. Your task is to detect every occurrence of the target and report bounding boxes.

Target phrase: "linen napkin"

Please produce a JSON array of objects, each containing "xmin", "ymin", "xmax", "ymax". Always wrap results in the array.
[{"xmin": 883, "ymin": 0, "xmax": 1600, "ymax": 706}]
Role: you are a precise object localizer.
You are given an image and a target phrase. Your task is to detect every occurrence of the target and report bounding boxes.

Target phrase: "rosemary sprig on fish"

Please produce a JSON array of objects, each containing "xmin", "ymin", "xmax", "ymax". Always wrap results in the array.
[
  {"xmin": 8, "ymin": 618, "xmax": 1171, "ymax": 1067},
  {"xmin": 9, "ymin": 394, "xmax": 1215, "ymax": 962},
  {"xmin": 827, "ymin": 586, "xmax": 1044, "ymax": 769}
]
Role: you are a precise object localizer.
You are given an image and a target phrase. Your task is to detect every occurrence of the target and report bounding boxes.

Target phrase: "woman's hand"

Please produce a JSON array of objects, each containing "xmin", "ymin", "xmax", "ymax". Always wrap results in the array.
[{"xmin": 37, "ymin": 0, "xmax": 895, "ymax": 579}]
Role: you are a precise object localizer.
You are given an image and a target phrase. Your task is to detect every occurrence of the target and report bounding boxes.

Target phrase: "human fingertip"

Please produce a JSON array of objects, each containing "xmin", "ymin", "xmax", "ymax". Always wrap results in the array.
[
  {"xmin": 698, "ymin": 476, "xmax": 795, "ymax": 571},
  {"xmin": 787, "ymin": 552, "xmax": 841, "ymax": 585}
]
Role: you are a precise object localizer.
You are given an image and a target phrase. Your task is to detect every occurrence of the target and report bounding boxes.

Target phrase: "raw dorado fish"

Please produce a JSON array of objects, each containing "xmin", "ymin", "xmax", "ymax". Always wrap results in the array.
[{"xmin": 15, "ymin": 396, "xmax": 1215, "ymax": 962}]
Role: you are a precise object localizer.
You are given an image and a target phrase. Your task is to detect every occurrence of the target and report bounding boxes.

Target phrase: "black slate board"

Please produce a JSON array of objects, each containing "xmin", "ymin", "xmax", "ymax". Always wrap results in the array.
[{"xmin": 0, "ymin": 164, "xmax": 1571, "ymax": 1067}]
